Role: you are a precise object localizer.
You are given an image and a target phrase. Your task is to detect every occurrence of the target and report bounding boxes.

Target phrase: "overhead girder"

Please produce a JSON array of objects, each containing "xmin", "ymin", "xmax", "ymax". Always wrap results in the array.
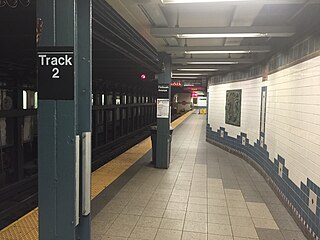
[
  {"xmin": 160, "ymin": 45, "xmax": 271, "ymax": 53},
  {"xmin": 151, "ymin": 26, "xmax": 296, "ymax": 38}
]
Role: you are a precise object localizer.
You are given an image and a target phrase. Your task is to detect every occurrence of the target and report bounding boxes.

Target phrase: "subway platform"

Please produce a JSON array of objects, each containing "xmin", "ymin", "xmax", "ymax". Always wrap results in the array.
[{"xmin": 91, "ymin": 114, "xmax": 306, "ymax": 240}]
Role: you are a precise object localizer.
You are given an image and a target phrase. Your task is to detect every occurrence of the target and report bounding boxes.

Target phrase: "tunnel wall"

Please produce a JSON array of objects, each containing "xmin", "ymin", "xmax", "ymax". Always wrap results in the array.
[{"xmin": 207, "ymin": 43, "xmax": 320, "ymax": 238}]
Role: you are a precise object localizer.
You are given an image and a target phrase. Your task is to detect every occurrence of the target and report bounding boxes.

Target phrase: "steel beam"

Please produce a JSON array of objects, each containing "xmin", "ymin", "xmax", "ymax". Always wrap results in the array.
[
  {"xmin": 172, "ymin": 65, "xmax": 231, "ymax": 70},
  {"xmin": 161, "ymin": 0, "xmax": 307, "ymax": 5},
  {"xmin": 151, "ymin": 26, "xmax": 295, "ymax": 38},
  {"xmin": 160, "ymin": 45, "xmax": 271, "ymax": 53},
  {"xmin": 76, "ymin": 0, "xmax": 92, "ymax": 239},
  {"xmin": 172, "ymin": 58, "xmax": 255, "ymax": 64}
]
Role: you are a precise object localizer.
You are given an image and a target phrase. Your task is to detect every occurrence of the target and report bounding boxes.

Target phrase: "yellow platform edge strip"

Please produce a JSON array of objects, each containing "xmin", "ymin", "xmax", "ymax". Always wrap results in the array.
[{"xmin": 0, "ymin": 110, "xmax": 194, "ymax": 239}]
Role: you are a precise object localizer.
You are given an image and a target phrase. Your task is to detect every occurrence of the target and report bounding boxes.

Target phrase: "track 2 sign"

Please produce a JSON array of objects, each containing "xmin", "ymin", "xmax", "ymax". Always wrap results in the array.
[{"xmin": 37, "ymin": 47, "xmax": 74, "ymax": 100}]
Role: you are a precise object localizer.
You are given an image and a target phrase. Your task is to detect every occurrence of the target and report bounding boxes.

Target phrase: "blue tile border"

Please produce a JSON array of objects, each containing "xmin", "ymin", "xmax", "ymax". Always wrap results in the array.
[{"xmin": 206, "ymin": 124, "xmax": 320, "ymax": 240}]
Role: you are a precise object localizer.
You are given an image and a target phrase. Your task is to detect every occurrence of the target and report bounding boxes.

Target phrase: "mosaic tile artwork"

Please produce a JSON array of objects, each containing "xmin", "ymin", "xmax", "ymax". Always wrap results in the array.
[{"xmin": 225, "ymin": 89, "xmax": 242, "ymax": 127}]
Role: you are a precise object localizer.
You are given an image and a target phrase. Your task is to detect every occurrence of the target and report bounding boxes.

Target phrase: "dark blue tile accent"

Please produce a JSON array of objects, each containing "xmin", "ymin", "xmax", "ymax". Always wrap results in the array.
[
  {"xmin": 278, "ymin": 155, "xmax": 286, "ymax": 165},
  {"xmin": 206, "ymin": 125, "xmax": 320, "ymax": 239}
]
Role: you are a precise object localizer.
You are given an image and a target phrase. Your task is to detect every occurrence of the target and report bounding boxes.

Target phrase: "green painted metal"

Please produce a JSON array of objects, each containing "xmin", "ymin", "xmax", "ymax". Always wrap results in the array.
[
  {"xmin": 37, "ymin": 0, "xmax": 92, "ymax": 239},
  {"xmin": 76, "ymin": 0, "xmax": 92, "ymax": 239},
  {"xmin": 156, "ymin": 53, "xmax": 172, "ymax": 169}
]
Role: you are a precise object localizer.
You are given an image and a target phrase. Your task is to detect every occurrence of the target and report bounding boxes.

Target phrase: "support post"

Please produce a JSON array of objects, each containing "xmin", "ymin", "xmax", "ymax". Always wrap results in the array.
[
  {"xmin": 37, "ymin": 0, "xmax": 92, "ymax": 239},
  {"xmin": 76, "ymin": 0, "xmax": 92, "ymax": 239},
  {"xmin": 156, "ymin": 53, "xmax": 172, "ymax": 169}
]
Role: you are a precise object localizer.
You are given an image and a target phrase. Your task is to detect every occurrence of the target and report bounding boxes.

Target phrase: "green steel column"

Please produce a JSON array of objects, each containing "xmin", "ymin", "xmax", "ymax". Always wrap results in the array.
[
  {"xmin": 76, "ymin": 0, "xmax": 92, "ymax": 239},
  {"xmin": 156, "ymin": 53, "xmax": 172, "ymax": 169},
  {"xmin": 37, "ymin": 0, "xmax": 91, "ymax": 239}
]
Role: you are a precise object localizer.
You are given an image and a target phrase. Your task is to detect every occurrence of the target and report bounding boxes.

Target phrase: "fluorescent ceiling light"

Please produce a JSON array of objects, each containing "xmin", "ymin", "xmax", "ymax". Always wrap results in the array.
[
  {"xmin": 177, "ymin": 33, "xmax": 265, "ymax": 38},
  {"xmin": 172, "ymin": 73, "xmax": 208, "ymax": 76},
  {"xmin": 185, "ymin": 50, "xmax": 251, "ymax": 54},
  {"xmin": 172, "ymin": 76, "xmax": 200, "ymax": 79},
  {"xmin": 177, "ymin": 68, "xmax": 218, "ymax": 71},
  {"xmin": 162, "ymin": 0, "xmax": 248, "ymax": 3},
  {"xmin": 187, "ymin": 61, "xmax": 238, "ymax": 65}
]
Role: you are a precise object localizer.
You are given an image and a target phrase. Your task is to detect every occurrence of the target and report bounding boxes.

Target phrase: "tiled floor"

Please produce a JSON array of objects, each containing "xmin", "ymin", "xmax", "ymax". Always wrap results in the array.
[{"xmin": 92, "ymin": 114, "xmax": 307, "ymax": 240}]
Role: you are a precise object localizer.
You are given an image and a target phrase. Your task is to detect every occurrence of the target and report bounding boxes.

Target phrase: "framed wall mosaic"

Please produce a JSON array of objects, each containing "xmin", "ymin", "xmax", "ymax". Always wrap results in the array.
[{"xmin": 225, "ymin": 89, "xmax": 242, "ymax": 126}]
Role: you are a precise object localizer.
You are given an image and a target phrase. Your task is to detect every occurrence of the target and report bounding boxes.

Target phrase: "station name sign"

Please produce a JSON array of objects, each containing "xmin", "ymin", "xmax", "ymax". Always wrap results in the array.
[
  {"xmin": 158, "ymin": 84, "xmax": 169, "ymax": 99},
  {"xmin": 37, "ymin": 47, "xmax": 74, "ymax": 100}
]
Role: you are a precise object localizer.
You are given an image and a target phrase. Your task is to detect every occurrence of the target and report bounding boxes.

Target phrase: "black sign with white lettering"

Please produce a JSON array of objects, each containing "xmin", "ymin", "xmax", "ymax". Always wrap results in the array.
[
  {"xmin": 158, "ymin": 84, "xmax": 169, "ymax": 99},
  {"xmin": 37, "ymin": 47, "xmax": 74, "ymax": 100}
]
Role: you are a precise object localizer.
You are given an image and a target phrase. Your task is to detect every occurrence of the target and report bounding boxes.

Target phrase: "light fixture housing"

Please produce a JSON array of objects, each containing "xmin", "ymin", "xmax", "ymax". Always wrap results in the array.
[
  {"xmin": 177, "ymin": 33, "xmax": 264, "ymax": 38},
  {"xmin": 177, "ymin": 68, "xmax": 219, "ymax": 71},
  {"xmin": 162, "ymin": 0, "xmax": 248, "ymax": 3},
  {"xmin": 172, "ymin": 73, "xmax": 209, "ymax": 76},
  {"xmin": 186, "ymin": 62, "xmax": 238, "ymax": 65},
  {"xmin": 171, "ymin": 76, "xmax": 200, "ymax": 79},
  {"xmin": 185, "ymin": 50, "xmax": 251, "ymax": 54},
  {"xmin": 151, "ymin": 26, "xmax": 295, "ymax": 39}
]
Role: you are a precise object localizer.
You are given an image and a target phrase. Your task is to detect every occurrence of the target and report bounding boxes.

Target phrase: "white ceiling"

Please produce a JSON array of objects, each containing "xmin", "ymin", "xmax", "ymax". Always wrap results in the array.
[{"xmin": 105, "ymin": 0, "xmax": 314, "ymax": 78}]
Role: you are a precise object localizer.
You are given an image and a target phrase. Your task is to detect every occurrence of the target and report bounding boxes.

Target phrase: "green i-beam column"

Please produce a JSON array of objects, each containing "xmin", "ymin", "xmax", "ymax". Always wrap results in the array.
[
  {"xmin": 156, "ymin": 53, "xmax": 172, "ymax": 169},
  {"xmin": 37, "ymin": 0, "xmax": 92, "ymax": 239},
  {"xmin": 76, "ymin": 0, "xmax": 92, "ymax": 239}
]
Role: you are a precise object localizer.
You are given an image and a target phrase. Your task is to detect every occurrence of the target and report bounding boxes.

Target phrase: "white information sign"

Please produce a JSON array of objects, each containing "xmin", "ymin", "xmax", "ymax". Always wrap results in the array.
[{"xmin": 157, "ymin": 99, "xmax": 170, "ymax": 118}]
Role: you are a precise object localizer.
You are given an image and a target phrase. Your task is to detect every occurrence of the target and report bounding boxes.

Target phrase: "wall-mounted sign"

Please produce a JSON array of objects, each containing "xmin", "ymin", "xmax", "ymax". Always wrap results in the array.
[
  {"xmin": 37, "ymin": 47, "xmax": 74, "ymax": 100},
  {"xmin": 158, "ymin": 84, "xmax": 169, "ymax": 99},
  {"xmin": 171, "ymin": 81, "xmax": 182, "ymax": 87},
  {"xmin": 157, "ymin": 99, "xmax": 170, "ymax": 118}
]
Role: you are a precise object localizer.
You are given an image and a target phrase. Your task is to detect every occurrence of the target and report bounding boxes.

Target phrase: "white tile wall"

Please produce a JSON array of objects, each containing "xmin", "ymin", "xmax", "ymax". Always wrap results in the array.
[
  {"xmin": 208, "ymin": 55, "xmax": 320, "ymax": 188},
  {"xmin": 208, "ymin": 77, "xmax": 263, "ymax": 145},
  {"xmin": 266, "ymin": 55, "xmax": 320, "ymax": 187}
]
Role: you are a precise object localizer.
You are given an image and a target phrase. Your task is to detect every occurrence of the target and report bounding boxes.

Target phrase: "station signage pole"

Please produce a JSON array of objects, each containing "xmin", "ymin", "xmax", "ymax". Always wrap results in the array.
[{"xmin": 156, "ymin": 53, "xmax": 172, "ymax": 169}]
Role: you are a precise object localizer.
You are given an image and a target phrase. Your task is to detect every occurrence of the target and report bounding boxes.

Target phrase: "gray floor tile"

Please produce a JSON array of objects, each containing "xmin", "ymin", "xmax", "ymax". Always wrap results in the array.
[
  {"xmin": 186, "ymin": 211, "xmax": 208, "ymax": 222},
  {"xmin": 167, "ymin": 201, "xmax": 188, "ymax": 211},
  {"xmin": 184, "ymin": 220, "xmax": 208, "ymax": 233},
  {"xmin": 274, "ymin": 218, "xmax": 300, "ymax": 231},
  {"xmin": 229, "ymin": 216, "xmax": 254, "ymax": 227},
  {"xmin": 252, "ymin": 217, "xmax": 279, "ymax": 229},
  {"xmin": 207, "ymin": 235, "xmax": 232, "ymax": 240},
  {"xmin": 208, "ymin": 205, "xmax": 228, "ymax": 215},
  {"xmin": 160, "ymin": 218, "xmax": 184, "ymax": 230},
  {"xmin": 232, "ymin": 225, "xmax": 259, "ymax": 238},
  {"xmin": 92, "ymin": 221, "xmax": 112, "ymax": 235},
  {"xmin": 121, "ymin": 205, "xmax": 145, "ymax": 215},
  {"xmin": 91, "ymin": 233, "xmax": 102, "ymax": 240},
  {"xmin": 208, "ymin": 223, "xmax": 232, "ymax": 236},
  {"xmin": 155, "ymin": 229, "xmax": 182, "ymax": 240},
  {"xmin": 142, "ymin": 207, "xmax": 165, "ymax": 218},
  {"xmin": 136, "ymin": 216, "xmax": 162, "ymax": 228},
  {"xmin": 189, "ymin": 197, "xmax": 208, "ymax": 205},
  {"xmin": 113, "ymin": 214, "xmax": 139, "ymax": 226},
  {"xmin": 208, "ymin": 214, "xmax": 230, "ymax": 225},
  {"xmin": 93, "ymin": 212, "xmax": 119, "ymax": 224},
  {"xmin": 129, "ymin": 226, "xmax": 157, "ymax": 239},
  {"xmin": 187, "ymin": 203, "xmax": 208, "ymax": 213},
  {"xmin": 208, "ymin": 198, "xmax": 227, "ymax": 207},
  {"xmin": 256, "ymin": 228, "xmax": 285, "ymax": 240},
  {"xmin": 281, "ymin": 230, "xmax": 308, "ymax": 240},
  {"xmin": 182, "ymin": 231, "xmax": 208, "ymax": 240},
  {"xmin": 91, "ymin": 115, "xmax": 308, "ymax": 240},
  {"xmin": 106, "ymin": 224, "xmax": 134, "ymax": 238},
  {"xmin": 101, "ymin": 236, "xmax": 128, "ymax": 240},
  {"xmin": 228, "ymin": 207, "xmax": 250, "ymax": 217},
  {"xmin": 163, "ymin": 209, "xmax": 186, "ymax": 220}
]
